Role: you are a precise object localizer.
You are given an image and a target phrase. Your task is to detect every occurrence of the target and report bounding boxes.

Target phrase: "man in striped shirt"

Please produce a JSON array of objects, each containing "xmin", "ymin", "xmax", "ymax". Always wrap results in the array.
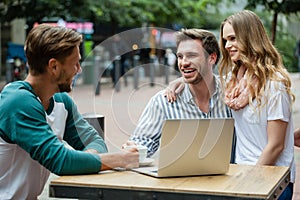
[{"xmin": 125, "ymin": 29, "xmax": 232, "ymax": 157}]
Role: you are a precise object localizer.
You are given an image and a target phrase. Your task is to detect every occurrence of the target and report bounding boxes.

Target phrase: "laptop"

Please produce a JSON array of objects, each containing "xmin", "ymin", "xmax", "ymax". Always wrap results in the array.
[{"xmin": 132, "ymin": 118, "xmax": 234, "ymax": 178}]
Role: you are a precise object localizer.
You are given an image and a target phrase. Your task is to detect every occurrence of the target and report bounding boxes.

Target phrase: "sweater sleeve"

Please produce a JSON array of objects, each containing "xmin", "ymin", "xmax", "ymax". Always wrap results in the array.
[
  {"xmin": 1, "ymin": 90, "xmax": 103, "ymax": 175},
  {"xmin": 130, "ymin": 93, "xmax": 166, "ymax": 156},
  {"xmin": 57, "ymin": 93, "xmax": 108, "ymax": 153}
]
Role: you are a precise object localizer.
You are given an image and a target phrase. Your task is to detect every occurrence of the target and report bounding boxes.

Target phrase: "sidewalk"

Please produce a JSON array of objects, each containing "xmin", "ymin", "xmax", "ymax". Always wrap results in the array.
[{"xmin": 2, "ymin": 73, "xmax": 299, "ymax": 199}]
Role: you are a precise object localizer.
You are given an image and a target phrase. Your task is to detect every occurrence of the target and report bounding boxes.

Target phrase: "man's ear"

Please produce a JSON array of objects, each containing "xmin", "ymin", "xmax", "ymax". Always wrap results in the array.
[
  {"xmin": 48, "ymin": 58, "xmax": 58, "ymax": 75},
  {"xmin": 209, "ymin": 53, "xmax": 217, "ymax": 65}
]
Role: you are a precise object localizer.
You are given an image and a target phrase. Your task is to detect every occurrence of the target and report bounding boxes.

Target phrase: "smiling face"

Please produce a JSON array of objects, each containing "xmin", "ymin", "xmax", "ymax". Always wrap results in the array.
[
  {"xmin": 176, "ymin": 39, "xmax": 212, "ymax": 85},
  {"xmin": 222, "ymin": 22, "xmax": 240, "ymax": 62},
  {"xmin": 56, "ymin": 46, "xmax": 81, "ymax": 93}
]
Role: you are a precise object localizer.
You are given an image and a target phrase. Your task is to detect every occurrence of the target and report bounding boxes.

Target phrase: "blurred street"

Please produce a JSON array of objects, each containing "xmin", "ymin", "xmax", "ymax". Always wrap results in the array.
[{"xmin": 1, "ymin": 72, "xmax": 299, "ymax": 199}]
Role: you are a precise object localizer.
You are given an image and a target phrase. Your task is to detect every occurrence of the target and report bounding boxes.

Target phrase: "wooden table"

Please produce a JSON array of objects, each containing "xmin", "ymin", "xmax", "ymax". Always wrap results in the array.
[{"xmin": 49, "ymin": 164, "xmax": 290, "ymax": 200}]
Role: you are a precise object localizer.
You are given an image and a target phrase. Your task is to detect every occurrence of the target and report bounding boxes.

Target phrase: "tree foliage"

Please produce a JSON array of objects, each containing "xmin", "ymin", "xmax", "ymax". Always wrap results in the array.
[
  {"xmin": 0, "ymin": 0, "xmax": 298, "ymax": 71},
  {"xmin": 0, "ymin": 0, "xmax": 99, "ymax": 23},
  {"xmin": 239, "ymin": 0, "xmax": 300, "ymax": 43},
  {"xmin": 0, "ymin": 0, "xmax": 221, "ymax": 31},
  {"xmin": 247, "ymin": 0, "xmax": 300, "ymax": 14}
]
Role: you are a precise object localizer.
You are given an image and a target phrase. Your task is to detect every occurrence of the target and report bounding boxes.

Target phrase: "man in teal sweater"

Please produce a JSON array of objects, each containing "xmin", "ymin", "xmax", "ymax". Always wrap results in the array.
[{"xmin": 0, "ymin": 24, "xmax": 139, "ymax": 199}]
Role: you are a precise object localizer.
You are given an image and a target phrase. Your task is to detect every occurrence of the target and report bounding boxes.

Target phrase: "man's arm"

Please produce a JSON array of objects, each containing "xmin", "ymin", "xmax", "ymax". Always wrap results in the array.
[
  {"xmin": 60, "ymin": 93, "xmax": 107, "ymax": 153},
  {"xmin": 85, "ymin": 145, "xmax": 139, "ymax": 170},
  {"xmin": 59, "ymin": 93, "xmax": 139, "ymax": 171},
  {"xmin": 99, "ymin": 149, "xmax": 139, "ymax": 170},
  {"xmin": 295, "ymin": 128, "xmax": 300, "ymax": 147},
  {"xmin": 126, "ymin": 93, "xmax": 166, "ymax": 157}
]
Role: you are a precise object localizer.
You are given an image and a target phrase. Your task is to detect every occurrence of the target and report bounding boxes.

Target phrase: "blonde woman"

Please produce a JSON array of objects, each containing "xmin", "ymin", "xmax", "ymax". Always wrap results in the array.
[{"xmin": 219, "ymin": 10, "xmax": 295, "ymax": 200}]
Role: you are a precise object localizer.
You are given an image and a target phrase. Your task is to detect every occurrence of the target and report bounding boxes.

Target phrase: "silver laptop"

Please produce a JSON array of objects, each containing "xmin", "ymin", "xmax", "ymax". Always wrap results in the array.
[{"xmin": 132, "ymin": 118, "xmax": 234, "ymax": 178}]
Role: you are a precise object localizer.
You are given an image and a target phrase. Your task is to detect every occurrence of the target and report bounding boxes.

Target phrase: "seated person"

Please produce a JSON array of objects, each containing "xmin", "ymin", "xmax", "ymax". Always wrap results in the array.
[
  {"xmin": 124, "ymin": 28, "xmax": 232, "ymax": 158},
  {"xmin": 0, "ymin": 24, "xmax": 139, "ymax": 199}
]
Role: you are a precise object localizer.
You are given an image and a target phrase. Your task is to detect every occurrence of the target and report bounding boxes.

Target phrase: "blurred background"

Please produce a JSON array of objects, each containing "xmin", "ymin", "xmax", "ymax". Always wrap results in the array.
[{"xmin": 0, "ymin": 0, "xmax": 299, "ymax": 88}]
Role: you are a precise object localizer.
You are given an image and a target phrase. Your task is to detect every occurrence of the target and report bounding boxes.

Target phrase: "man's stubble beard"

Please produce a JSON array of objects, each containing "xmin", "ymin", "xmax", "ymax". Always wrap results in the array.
[{"xmin": 58, "ymin": 82, "xmax": 71, "ymax": 93}]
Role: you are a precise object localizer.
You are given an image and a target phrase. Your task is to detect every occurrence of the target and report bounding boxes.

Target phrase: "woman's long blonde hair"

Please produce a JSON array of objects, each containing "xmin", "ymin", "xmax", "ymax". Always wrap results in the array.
[{"xmin": 219, "ymin": 10, "xmax": 294, "ymax": 109}]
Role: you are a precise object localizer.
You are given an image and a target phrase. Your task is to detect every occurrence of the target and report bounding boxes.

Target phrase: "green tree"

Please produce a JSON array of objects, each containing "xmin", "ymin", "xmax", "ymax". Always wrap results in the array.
[
  {"xmin": 0, "ymin": 0, "xmax": 99, "ymax": 25},
  {"xmin": 90, "ymin": 0, "xmax": 223, "ymax": 33},
  {"xmin": 0, "ymin": 0, "xmax": 221, "ymax": 33},
  {"xmin": 243, "ymin": 0, "xmax": 300, "ymax": 43}
]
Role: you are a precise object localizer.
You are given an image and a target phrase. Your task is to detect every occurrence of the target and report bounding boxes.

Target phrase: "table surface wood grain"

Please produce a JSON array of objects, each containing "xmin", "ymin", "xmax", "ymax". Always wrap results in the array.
[{"xmin": 50, "ymin": 164, "xmax": 290, "ymax": 199}]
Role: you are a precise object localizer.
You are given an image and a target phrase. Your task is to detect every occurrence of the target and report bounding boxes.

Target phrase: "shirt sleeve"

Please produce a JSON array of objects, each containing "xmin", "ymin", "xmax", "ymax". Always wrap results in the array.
[
  {"xmin": 57, "ymin": 93, "xmax": 107, "ymax": 153},
  {"xmin": 3, "ymin": 91, "xmax": 103, "ymax": 175},
  {"xmin": 267, "ymin": 81, "xmax": 292, "ymax": 122},
  {"xmin": 130, "ymin": 93, "xmax": 166, "ymax": 156}
]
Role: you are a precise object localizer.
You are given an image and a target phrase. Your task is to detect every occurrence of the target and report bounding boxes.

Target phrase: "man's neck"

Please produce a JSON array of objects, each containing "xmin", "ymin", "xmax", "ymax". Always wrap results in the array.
[
  {"xmin": 25, "ymin": 74, "xmax": 56, "ymax": 110},
  {"xmin": 189, "ymin": 76, "xmax": 215, "ymax": 113}
]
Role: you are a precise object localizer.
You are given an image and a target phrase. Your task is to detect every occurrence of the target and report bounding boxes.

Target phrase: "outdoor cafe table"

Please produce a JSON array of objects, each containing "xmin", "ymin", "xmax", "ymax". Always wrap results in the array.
[{"xmin": 49, "ymin": 164, "xmax": 290, "ymax": 200}]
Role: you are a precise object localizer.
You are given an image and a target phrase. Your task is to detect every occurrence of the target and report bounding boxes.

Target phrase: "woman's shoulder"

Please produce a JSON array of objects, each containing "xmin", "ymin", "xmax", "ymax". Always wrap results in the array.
[{"xmin": 267, "ymin": 76, "xmax": 286, "ymax": 91}]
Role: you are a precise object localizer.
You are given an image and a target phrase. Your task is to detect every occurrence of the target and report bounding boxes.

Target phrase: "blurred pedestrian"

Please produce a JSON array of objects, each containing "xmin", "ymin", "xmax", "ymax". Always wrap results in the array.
[
  {"xmin": 109, "ymin": 34, "xmax": 131, "ymax": 86},
  {"xmin": 164, "ymin": 48, "xmax": 177, "ymax": 71}
]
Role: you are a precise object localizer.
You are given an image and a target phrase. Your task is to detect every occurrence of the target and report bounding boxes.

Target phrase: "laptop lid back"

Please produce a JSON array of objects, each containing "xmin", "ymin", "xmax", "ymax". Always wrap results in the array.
[{"xmin": 157, "ymin": 118, "xmax": 234, "ymax": 177}]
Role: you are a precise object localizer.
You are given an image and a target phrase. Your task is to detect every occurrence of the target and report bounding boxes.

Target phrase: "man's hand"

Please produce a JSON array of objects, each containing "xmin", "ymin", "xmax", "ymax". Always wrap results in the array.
[
  {"xmin": 122, "ymin": 140, "xmax": 136, "ymax": 149},
  {"xmin": 99, "ymin": 150, "xmax": 139, "ymax": 171}
]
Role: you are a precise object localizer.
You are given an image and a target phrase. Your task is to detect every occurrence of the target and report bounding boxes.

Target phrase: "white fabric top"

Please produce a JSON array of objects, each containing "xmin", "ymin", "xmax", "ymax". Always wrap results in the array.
[
  {"xmin": 233, "ymin": 80, "xmax": 295, "ymax": 182},
  {"xmin": 0, "ymin": 82, "xmax": 105, "ymax": 200},
  {"xmin": 0, "ymin": 100, "xmax": 67, "ymax": 200}
]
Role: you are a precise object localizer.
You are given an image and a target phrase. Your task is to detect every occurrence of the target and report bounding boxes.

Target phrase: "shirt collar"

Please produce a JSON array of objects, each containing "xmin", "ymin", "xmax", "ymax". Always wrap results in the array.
[{"xmin": 180, "ymin": 75, "xmax": 221, "ymax": 106}]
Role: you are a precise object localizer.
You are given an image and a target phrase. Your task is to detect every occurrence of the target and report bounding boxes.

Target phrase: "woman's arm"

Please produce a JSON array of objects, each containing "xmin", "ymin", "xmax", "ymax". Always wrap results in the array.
[
  {"xmin": 294, "ymin": 128, "xmax": 300, "ymax": 147},
  {"xmin": 256, "ymin": 119, "xmax": 287, "ymax": 165}
]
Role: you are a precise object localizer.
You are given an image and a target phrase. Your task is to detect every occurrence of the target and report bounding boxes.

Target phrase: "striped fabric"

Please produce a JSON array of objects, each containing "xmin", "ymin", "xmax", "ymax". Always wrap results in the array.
[{"xmin": 130, "ymin": 76, "xmax": 232, "ymax": 156}]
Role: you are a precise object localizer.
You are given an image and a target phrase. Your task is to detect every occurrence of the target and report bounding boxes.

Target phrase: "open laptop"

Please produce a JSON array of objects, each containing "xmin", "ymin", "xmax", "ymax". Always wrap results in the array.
[{"xmin": 132, "ymin": 118, "xmax": 234, "ymax": 178}]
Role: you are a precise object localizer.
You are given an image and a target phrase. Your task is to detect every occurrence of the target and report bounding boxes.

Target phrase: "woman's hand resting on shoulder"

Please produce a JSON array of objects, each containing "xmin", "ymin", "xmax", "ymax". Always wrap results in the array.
[{"xmin": 164, "ymin": 77, "xmax": 185, "ymax": 102}]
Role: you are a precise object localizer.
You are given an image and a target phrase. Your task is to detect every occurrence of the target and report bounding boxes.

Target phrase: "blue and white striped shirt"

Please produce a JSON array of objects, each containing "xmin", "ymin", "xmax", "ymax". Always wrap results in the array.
[{"xmin": 130, "ymin": 76, "xmax": 232, "ymax": 156}]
